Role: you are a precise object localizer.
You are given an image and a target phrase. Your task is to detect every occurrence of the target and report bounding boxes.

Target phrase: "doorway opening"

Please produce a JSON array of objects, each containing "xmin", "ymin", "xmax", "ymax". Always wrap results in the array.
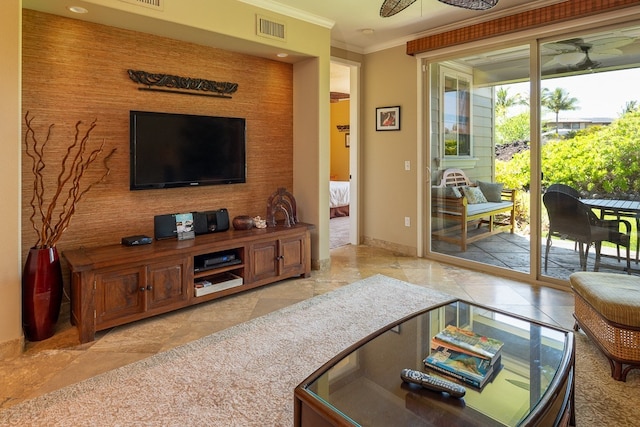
[{"xmin": 330, "ymin": 59, "xmax": 360, "ymax": 248}]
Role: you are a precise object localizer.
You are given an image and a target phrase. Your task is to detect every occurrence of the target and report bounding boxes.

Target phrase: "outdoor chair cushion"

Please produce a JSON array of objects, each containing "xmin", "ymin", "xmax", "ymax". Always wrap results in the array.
[
  {"xmin": 432, "ymin": 185, "xmax": 461, "ymax": 199},
  {"xmin": 478, "ymin": 181, "xmax": 504, "ymax": 202},
  {"xmin": 461, "ymin": 186, "xmax": 488, "ymax": 204},
  {"xmin": 466, "ymin": 201, "xmax": 514, "ymax": 217}
]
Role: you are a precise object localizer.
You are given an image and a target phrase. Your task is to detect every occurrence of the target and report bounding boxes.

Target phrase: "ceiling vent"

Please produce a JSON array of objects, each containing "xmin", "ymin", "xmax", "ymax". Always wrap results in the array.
[
  {"xmin": 256, "ymin": 15, "xmax": 287, "ymax": 42},
  {"xmin": 119, "ymin": 0, "xmax": 164, "ymax": 11}
]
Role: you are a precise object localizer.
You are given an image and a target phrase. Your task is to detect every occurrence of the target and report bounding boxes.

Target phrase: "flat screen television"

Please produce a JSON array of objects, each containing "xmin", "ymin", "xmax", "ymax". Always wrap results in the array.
[{"xmin": 130, "ymin": 110, "xmax": 246, "ymax": 190}]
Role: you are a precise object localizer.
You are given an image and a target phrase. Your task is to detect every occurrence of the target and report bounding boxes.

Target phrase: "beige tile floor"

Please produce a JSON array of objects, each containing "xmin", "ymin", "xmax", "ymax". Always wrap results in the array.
[{"xmin": 0, "ymin": 244, "xmax": 575, "ymax": 410}]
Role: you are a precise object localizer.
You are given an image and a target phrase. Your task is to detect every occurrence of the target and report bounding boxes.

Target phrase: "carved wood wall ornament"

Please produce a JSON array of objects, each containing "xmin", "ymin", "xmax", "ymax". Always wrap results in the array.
[{"xmin": 127, "ymin": 69, "xmax": 239, "ymax": 98}]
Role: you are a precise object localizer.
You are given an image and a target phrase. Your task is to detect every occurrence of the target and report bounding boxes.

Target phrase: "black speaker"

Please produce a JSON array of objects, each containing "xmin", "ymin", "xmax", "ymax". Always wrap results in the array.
[
  {"xmin": 154, "ymin": 214, "xmax": 177, "ymax": 240},
  {"xmin": 215, "ymin": 208, "xmax": 230, "ymax": 232},
  {"xmin": 191, "ymin": 208, "xmax": 229, "ymax": 234},
  {"xmin": 193, "ymin": 212, "xmax": 209, "ymax": 235}
]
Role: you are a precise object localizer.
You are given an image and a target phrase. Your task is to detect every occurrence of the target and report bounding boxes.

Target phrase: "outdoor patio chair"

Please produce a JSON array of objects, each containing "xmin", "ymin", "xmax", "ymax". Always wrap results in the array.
[
  {"xmin": 546, "ymin": 183, "xmax": 581, "ymax": 199},
  {"xmin": 546, "ymin": 183, "xmax": 627, "ymax": 261},
  {"xmin": 546, "ymin": 183, "xmax": 582, "ymax": 252},
  {"xmin": 543, "ymin": 190, "xmax": 632, "ymax": 274}
]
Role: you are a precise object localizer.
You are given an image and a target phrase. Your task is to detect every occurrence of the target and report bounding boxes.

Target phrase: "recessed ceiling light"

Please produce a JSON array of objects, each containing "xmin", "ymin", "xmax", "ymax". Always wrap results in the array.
[
  {"xmin": 277, "ymin": 53, "xmax": 288, "ymax": 58},
  {"xmin": 68, "ymin": 6, "xmax": 88, "ymax": 14},
  {"xmin": 361, "ymin": 28, "xmax": 375, "ymax": 35}
]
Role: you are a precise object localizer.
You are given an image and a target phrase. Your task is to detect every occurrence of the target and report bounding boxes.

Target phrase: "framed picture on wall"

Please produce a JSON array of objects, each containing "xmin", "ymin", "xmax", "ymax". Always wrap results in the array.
[{"xmin": 376, "ymin": 106, "xmax": 400, "ymax": 131}]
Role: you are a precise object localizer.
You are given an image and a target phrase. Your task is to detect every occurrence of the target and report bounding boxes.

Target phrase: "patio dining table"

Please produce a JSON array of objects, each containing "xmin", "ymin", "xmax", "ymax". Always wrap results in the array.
[{"xmin": 583, "ymin": 198, "xmax": 640, "ymax": 263}]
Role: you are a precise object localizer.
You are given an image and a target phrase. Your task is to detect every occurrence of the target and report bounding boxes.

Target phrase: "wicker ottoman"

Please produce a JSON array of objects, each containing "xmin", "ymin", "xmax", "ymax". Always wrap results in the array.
[{"xmin": 570, "ymin": 271, "xmax": 640, "ymax": 381}]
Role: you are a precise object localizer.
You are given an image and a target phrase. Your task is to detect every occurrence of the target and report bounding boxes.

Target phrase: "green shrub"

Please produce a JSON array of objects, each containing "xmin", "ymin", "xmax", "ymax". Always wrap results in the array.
[
  {"xmin": 496, "ymin": 110, "xmax": 640, "ymax": 196},
  {"xmin": 496, "ymin": 112, "xmax": 530, "ymax": 145}
]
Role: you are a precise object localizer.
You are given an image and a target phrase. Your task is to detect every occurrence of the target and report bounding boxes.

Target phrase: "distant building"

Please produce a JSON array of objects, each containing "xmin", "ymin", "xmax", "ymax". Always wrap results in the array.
[
  {"xmin": 544, "ymin": 116, "xmax": 613, "ymax": 132},
  {"xmin": 541, "ymin": 116, "xmax": 614, "ymax": 140}
]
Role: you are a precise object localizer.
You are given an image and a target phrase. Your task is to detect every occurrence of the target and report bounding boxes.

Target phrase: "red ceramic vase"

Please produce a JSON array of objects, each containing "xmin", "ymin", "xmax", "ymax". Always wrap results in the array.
[{"xmin": 22, "ymin": 247, "xmax": 63, "ymax": 341}]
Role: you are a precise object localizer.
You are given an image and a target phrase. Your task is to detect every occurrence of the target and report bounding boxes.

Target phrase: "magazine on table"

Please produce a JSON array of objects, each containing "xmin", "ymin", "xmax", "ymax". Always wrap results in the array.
[
  {"xmin": 424, "ymin": 346, "xmax": 500, "ymax": 389},
  {"xmin": 432, "ymin": 325, "xmax": 503, "ymax": 364}
]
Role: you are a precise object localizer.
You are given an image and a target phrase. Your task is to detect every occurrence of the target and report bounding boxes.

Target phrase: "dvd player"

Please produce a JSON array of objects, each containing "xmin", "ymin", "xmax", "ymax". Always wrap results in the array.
[
  {"xmin": 204, "ymin": 253, "xmax": 236, "ymax": 267},
  {"xmin": 194, "ymin": 258, "xmax": 241, "ymax": 273}
]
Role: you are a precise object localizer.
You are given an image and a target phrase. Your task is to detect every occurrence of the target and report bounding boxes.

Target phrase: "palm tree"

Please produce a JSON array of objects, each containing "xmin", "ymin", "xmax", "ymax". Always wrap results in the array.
[
  {"xmin": 496, "ymin": 87, "xmax": 527, "ymax": 119},
  {"xmin": 541, "ymin": 88, "xmax": 579, "ymax": 134},
  {"xmin": 621, "ymin": 100, "xmax": 638, "ymax": 116}
]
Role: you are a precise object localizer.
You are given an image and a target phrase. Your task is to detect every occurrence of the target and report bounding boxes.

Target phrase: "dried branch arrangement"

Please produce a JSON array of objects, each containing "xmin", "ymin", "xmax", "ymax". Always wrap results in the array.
[{"xmin": 24, "ymin": 112, "xmax": 117, "ymax": 249}]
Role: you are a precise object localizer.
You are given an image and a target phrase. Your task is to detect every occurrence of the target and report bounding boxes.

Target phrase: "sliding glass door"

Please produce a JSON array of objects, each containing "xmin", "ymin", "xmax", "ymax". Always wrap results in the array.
[
  {"xmin": 425, "ymin": 22, "xmax": 640, "ymax": 284},
  {"xmin": 539, "ymin": 25, "xmax": 640, "ymax": 281},
  {"xmin": 428, "ymin": 45, "xmax": 532, "ymax": 276}
]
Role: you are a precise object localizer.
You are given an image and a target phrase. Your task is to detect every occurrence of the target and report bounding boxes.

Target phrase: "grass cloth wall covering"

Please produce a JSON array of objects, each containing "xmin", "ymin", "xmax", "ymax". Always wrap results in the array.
[{"xmin": 21, "ymin": 10, "xmax": 293, "ymax": 267}]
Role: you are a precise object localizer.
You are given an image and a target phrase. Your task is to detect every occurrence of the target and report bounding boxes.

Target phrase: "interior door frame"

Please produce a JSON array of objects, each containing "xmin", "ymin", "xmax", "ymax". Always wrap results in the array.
[{"xmin": 331, "ymin": 57, "xmax": 361, "ymax": 245}]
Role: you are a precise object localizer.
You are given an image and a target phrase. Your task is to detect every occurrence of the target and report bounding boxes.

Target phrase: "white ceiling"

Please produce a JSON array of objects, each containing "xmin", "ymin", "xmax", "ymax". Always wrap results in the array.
[
  {"xmin": 239, "ymin": 0, "xmax": 566, "ymax": 93},
  {"xmin": 240, "ymin": 0, "xmax": 565, "ymax": 54}
]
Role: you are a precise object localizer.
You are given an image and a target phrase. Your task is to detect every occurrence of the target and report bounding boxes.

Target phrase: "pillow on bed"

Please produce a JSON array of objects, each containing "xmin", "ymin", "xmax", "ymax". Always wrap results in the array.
[
  {"xmin": 462, "ymin": 186, "xmax": 488, "ymax": 204},
  {"xmin": 477, "ymin": 181, "xmax": 504, "ymax": 202}
]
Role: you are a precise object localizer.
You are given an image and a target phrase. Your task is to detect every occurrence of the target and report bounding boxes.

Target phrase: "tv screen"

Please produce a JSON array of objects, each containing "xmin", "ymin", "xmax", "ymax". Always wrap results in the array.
[{"xmin": 130, "ymin": 111, "xmax": 246, "ymax": 190}]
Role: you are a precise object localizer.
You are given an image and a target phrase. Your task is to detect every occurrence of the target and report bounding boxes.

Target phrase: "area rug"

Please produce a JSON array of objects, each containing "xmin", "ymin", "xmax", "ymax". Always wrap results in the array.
[
  {"xmin": 0, "ymin": 275, "xmax": 454, "ymax": 426},
  {"xmin": 330, "ymin": 216, "xmax": 350, "ymax": 248},
  {"xmin": 2, "ymin": 275, "xmax": 639, "ymax": 426},
  {"xmin": 574, "ymin": 329, "xmax": 640, "ymax": 426}
]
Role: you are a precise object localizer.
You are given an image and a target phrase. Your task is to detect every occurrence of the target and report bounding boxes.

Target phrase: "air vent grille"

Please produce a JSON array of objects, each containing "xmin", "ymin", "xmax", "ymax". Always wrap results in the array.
[
  {"xmin": 257, "ymin": 15, "xmax": 286, "ymax": 41},
  {"xmin": 119, "ymin": 0, "xmax": 163, "ymax": 11}
]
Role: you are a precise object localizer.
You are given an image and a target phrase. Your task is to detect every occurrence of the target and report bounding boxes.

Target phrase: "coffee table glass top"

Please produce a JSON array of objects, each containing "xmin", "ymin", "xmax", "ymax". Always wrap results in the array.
[{"xmin": 300, "ymin": 300, "xmax": 573, "ymax": 426}]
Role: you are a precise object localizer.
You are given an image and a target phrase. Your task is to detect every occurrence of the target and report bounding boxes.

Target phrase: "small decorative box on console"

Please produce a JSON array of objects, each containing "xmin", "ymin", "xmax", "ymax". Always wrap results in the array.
[{"xmin": 121, "ymin": 235, "xmax": 153, "ymax": 246}]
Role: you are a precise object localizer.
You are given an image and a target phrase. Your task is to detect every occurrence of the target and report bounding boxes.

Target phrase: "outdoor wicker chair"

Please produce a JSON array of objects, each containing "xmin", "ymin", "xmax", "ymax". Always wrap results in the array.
[{"xmin": 543, "ymin": 190, "xmax": 632, "ymax": 273}]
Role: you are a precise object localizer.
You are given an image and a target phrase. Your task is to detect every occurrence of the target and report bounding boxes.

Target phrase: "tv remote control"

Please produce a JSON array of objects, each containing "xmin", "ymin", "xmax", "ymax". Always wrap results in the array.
[{"xmin": 401, "ymin": 368, "xmax": 466, "ymax": 398}]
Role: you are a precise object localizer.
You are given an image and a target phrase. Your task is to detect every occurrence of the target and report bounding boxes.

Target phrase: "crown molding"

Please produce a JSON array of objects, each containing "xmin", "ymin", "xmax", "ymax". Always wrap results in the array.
[
  {"xmin": 408, "ymin": 0, "xmax": 566, "ymax": 41},
  {"xmin": 342, "ymin": 0, "xmax": 568, "ymax": 55},
  {"xmin": 237, "ymin": 0, "xmax": 335, "ymax": 29}
]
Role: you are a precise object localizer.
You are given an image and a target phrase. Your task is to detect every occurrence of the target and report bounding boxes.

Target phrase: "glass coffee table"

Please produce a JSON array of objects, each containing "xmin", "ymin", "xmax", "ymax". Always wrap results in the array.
[{"xmin": 295, "ymin": 300, "xmax": 574, "ymax": 426}]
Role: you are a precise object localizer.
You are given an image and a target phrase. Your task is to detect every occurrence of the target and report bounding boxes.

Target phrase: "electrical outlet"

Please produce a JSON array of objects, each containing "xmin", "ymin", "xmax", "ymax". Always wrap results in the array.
[
  {"xmin": 404, "ymin": 160, "xmax": 411, "ymax": 171},
  {"xmin": 404, "ymin": 217, "xmax": 410, "ymax": 227}
]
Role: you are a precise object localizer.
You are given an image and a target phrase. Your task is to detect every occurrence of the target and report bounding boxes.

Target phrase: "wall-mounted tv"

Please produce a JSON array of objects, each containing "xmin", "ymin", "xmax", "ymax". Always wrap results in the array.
[{"xmin": 130, "ymin": 110, "xmax": 246, "ymax": 190}]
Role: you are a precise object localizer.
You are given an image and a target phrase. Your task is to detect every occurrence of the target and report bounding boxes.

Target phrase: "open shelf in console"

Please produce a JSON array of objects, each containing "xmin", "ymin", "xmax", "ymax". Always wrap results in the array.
[
  {"xmin": 193, "ymin": 247, "xmax": 245, "ymax": 298},
  {"xmin": 194, "ymin": 271, "xmax": 243, "ymax": 297},
  {"xmin": 194, "ymin": 248, "xmax": 244, "ymax": 276}
]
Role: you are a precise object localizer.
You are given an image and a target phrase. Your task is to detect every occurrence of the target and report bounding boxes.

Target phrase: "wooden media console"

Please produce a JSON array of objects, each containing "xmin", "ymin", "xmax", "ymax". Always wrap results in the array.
[{"xmin": 64, "ymin": 223, "xmax": 312, "ymax": 343}]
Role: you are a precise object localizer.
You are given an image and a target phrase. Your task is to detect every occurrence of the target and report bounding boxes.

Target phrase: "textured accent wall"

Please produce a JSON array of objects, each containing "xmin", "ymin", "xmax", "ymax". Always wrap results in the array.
[
  {"xmin": 22, "ymin": 10, "xmax": 293, "ymax": 263},
  {"xmin": 407, "ymin": 0, "xmax": 639, "ymax": 55}
]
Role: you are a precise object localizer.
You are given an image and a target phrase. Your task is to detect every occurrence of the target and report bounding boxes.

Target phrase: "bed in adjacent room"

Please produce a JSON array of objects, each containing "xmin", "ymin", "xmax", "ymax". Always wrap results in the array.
[{"xmin": 330, "ymin": 181, "xmax": 350, "ymax": 218}]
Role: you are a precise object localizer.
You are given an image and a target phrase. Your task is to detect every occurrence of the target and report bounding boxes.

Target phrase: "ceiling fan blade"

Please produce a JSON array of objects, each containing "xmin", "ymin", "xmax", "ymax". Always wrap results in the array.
[
  {"xmin": 544, "ymin": 38, "xmax": 585, "ymax": 52},
  {"xmin": 589, "ymin": 49, "xmax": 623, "ymax": 60},
  {"xmin": 380, "ymin": 0, "xmax": 417, "ymax": 17},
  {"xmin": 555, "ymin": 51, "xmax": 586, "ymax": 66},
  {"xmin": 590, "ymin": 36, "xmax": 636, "ymax": 51},
  {"xmin": 438, "ymin": 0, "xmax": 499, "ymax": 10},
  {"xmin": 542, "ymin": 55, "xmax": 559, "ymax": 68}
]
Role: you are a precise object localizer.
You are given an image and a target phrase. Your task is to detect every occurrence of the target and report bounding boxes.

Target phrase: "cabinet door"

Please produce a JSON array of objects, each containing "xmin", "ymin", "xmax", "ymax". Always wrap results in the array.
[
  {"xmin": 95, "ymin": 266, "xmax": 146, "ymax": 328},
  {"xmin": 249, "ymin": 239, "xmax": 279, "ymax": 282},
  {"xmin": 146, "ymin": 257, "xmax": 189, "ymax": 312},
  {"xmin": 279, "ymin": 235, "xmax": 307, "ymax": 277}
]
